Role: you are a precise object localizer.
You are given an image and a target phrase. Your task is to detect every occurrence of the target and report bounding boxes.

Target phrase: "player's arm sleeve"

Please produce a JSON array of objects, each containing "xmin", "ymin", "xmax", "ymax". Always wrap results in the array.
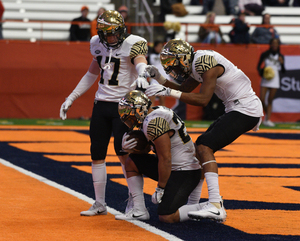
[
  {"xmin": 147, "ymin": 117, "xmax": 171, "ymax": 142},
  {"xmin": 280, "ymin": 54, "xmax": 286, "ymax": 73},
  {"xmin": 257, "ymin": 52, "xmax": 267, "ymax": 76},
  {"xmin": 130, "ymin": 40, "xmax": 148, "ymax": 63},
  {"xmin": 66, "ymin": 71, "xmax": 98, "ymax": 102},
  {"xmin": 195, "ymin": 55, "xmax": 218, "ymax": 76}
]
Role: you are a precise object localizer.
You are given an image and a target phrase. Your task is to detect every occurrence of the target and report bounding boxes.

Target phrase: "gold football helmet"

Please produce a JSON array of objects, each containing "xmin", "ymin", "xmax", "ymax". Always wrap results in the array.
[
  {"xmin": 160, "ymin": 39, "xmax": 194, "ymax": 81},
  {"xmin": 97, "ymin": 10, "xmax": 126, "ymax": 49},
  {"xmin": 118, "ymin": 90, "xmax": 152, "ymax": 129}
]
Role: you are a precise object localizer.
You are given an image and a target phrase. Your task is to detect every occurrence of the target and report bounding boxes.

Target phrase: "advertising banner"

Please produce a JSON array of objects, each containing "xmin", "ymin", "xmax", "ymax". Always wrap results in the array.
[{"xmin": 273, "ymin": 56, "xmax": 300, "ymax": 122}]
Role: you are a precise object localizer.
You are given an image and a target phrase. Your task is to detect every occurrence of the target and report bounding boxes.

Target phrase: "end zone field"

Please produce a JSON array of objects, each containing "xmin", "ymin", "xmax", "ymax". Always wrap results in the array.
[{"xmin": 0, "ymin": 119, "xmax": 299, "ymax": 241}]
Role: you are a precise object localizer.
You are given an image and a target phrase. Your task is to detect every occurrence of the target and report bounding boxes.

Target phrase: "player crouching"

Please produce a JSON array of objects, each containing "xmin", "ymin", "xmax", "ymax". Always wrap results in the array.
[{"xmin": 115, "ymin": 90, "xmax": 210, "ymax": 223}]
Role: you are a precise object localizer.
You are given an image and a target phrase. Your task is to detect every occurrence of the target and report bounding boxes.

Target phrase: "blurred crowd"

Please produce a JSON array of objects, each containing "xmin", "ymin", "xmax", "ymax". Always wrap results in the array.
[
  {"xmin": 69, "ymin": 5, "xmax": 129, "ymax": 42},
  {"xmin": 158, "ymin": 0, "xmax": 299, "ymax": 44},
  {"xmin": 66, "ymin": 0, "xmax": 300, "ymax": 45}
]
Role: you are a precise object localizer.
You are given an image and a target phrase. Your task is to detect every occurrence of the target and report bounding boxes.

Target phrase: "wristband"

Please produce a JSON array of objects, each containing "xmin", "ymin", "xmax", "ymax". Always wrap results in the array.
[
  {"xmin": 158, "ymin": 75, "xmax": 167, "ymax": 85},
  {"xmin": 169, "ymin": 89, "xmax": 182, "ymax": 99}
]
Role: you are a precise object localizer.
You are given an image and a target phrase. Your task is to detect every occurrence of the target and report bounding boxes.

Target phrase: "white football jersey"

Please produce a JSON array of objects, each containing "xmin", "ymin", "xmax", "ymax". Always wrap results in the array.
[
  {"xmin": 90, "ymin": 34, "xmax": 148, "ymax": 102},
  {"xmin": 191, "ymin": 50, "xmax": 263, "ymax": 118},
  {"xmin": 143, "ymin": 106, "xmax": 201, "ymax": 171}
]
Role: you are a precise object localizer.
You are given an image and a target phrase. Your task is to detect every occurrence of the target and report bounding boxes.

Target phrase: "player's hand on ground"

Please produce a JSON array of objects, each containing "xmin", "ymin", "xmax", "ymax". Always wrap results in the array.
[
  {"xmin": 145, "ymin": 65, "xmax": 166, "ymax": 84},
  {"xmin": 151, "ymin": 187, "xmax": 164, "ymax": 204},
  {"xmin": 122, "ymin": 133, "xmax": 137, "ymax": 152},
  {"xmin": 145, "ymin": 84, "xmax": 171, "ymax": 97},
  {"xmin": 59, "ymin": 98, "xmax": 73, "ymax": 120}
]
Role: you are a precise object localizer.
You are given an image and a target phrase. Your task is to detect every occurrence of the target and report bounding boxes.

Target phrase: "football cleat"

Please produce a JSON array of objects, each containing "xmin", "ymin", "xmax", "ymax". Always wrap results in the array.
[
  {"xmin": 115, "ymin": 208, "xmax": 150, "ymax": 221},
  {"xmin": 263, "ymin": 120, "xmax": 275, "ymax": 127},
  {"xmin": 198, "ymin": 200, "xmax": 209, "ymax": 209},
  {"xmin": 188, "ymin": 199, "xmax": 227, "ymax": 223},
  {"xmin": 80, "ymin": 201, "xmax": 107, "ymax": 216}
]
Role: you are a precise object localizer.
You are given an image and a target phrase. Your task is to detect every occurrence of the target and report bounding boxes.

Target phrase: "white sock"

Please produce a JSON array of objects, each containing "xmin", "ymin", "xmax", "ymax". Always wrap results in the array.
[
  {"xmin": 126, "ymin": 176, "xmax": 146, "ymax": 211},
  {"xmin": 187, "ymin": 179, "xmax": 204, "ymax": 205},
  {"xmin": 205, "ymin": 172, "xmax": 221, "ymax": 203},
  {"xmin": 121, "ymin": 163, "xmax": 131, "ymax": 198},
  {"xmin": 121, "ymin": 163, "xmax": 127, "ymax": 179},
  {"xmin": 179, "ymin": 203, "xmax": 202, "ymax": 222},
  {"xmin": 92, "ymin": 163, "xmax": 107, "ymax": 204}
]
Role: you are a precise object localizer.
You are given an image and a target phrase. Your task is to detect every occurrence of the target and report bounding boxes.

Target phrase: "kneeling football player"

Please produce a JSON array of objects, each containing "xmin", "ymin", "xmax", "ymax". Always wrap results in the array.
[{"xmin": 115, "ymin": 90, "xmax": 207, "ymax": 223}]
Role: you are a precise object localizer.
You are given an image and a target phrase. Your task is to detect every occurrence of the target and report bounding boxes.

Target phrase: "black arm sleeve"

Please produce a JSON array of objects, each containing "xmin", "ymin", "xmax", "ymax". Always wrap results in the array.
[
  {"xmin": 280, "ymin": 54, "xmax": 286, "ymax": 74},
  {"xmin": 257, "ymin": 51, "xmax": 268, "ymax": 76}
]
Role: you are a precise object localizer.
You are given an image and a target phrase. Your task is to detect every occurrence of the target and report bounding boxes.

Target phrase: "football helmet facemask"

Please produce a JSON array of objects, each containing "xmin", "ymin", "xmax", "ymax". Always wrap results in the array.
[
  {"xmin": 160, "ymin": 39, "xmax": 194, "ymax": 81},
  {"xmin": 97, "ymin": 10, "xmax": 126, "ymax": 49},
  {"xmin": 118, "ymin": 90, "xmax": 152, "ymax": 129}
]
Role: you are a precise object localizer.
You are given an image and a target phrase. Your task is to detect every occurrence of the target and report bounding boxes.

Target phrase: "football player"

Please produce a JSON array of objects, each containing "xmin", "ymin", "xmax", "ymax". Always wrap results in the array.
[
  {"xmin": 59, "ymin": 10, "xmax": 149, "ymax": 216},
  {"xmin": 145, "ymin": 39, "xmax": 264, "ymax": 222},
  {"xmin": 115, "ymin": 90, "xmax": 205, "ymax": 223}
]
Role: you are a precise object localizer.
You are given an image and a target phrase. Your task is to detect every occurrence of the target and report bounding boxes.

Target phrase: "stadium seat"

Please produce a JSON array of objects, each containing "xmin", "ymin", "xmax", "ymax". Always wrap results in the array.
[
  {"xmin": 165, "ymin": 7, "xmax": 300, "ymax": 44},
  {"xmin": 2, "ymin": 0, "xmax": 115, "ymax": 41}
]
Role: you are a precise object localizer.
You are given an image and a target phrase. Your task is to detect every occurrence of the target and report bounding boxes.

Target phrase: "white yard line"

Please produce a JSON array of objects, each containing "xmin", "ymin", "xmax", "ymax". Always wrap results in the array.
[{"xmin": 0, "ymin": 157, "xmax": 183, "ymax": 241}]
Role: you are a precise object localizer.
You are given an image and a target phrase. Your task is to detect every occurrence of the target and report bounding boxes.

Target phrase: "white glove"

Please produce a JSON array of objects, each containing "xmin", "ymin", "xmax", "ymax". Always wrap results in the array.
[
  {"xmin": 59, "ymin": 98, "xmax": 73, "ymax": 120},
  {"xmin": 122, "ymin": 133, "xmax": 137, "ymax": 152},
  {"xmin": 145, "ymin": 65, "xmax": 167, "ymax": 84},
  {"xmin": 135, "ymin": 76, "xmax": 149, "ymax": 89},
  {"xmin": 145, "ymin": 84, "xmax": 171, "ymax": 97},
  {"xmin": 151, "ymin": 187, "xmax": 164, "ymax": 204}
]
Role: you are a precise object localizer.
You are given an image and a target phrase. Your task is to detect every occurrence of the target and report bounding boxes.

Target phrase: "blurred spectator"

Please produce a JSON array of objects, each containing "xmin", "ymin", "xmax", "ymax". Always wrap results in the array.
[
  {"xmin": 229, "ymin": 11, "xmax": 250, "ymax": 43},
  {"xmin": 163, "ymin": 21, "xmax": 181, "ymax": 42},
  {"xmin": 0, "ymin": 0, "xmax": 4, "ymax": 39},
  {"xmin": 91, "ymin": 7, "xmax": 106, "ymax": 37},
  {"xmin": 190, "ymin": 0, "xmax": 201, "ymax": 4},
  {"xmin": 293, "ymin": 0, "xmax": 300, "ymax": 6},
  {"xmin": 198, "ymin": 12, "xmax": 225, "ymax": 43},
  {"xmin": 228, "ymin": 0, "xmax": 239, "ymax": 15},
  {"xmin": 171, "ymin": 2, "xmax": 189, "ymax": 17},
  {"xmin": 257, "ymin": 38, "xmax": 285, "ymax": 127},
  {"xmin": 202, "ymin": 0, "xmax": 238, "ymax": 15},
  {"xmin": 263, "ymin": 0, "xmax": 289, "ymax": 6},
  {"xmin": 148, "ymin": 41, "xmax": 168, "ymax": 106},
  {"xmin": 118, "ymin": 5, "xmax": 129, "ymax": 23},
  {"xmin": 159, "ymin": 0, "xmax": 182, "ymax": 22},
  {"xmin": 201, "ymin": 0, "xmax": 214, "ymax": 14},
  {"xmin": 251, "ymin": 13, "xmax": 280, "ymax": 44},
  {"xmin": 238, "ymin": 0, "xmax": 265, "ymax": 16},
  {"xmin": 69, "ymin": 6, "xmax": 91, "ymax": 41}
]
